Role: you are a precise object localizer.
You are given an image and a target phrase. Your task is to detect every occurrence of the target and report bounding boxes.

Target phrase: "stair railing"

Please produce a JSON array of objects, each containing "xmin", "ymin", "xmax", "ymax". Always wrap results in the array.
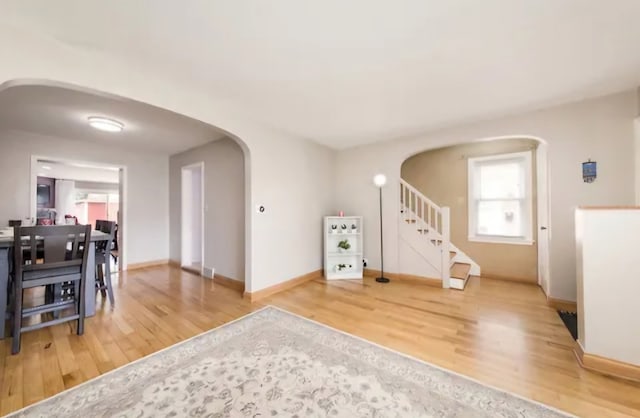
[{"xmin": 399, "ymin": 179, "xmax": 451, "ymax": 288}]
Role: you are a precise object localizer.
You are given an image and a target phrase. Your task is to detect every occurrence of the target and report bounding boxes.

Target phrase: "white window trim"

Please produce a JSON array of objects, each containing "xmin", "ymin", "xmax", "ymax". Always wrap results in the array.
[{"xmin": 467, "ymin": 151, "xmax": 534, "ymax": 245}]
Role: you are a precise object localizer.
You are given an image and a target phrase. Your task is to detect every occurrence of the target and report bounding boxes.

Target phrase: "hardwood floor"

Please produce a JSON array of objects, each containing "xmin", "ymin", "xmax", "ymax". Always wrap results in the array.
[{"xmin": 1, "ymin": 265, "xmax": 639, "ymax": 417}]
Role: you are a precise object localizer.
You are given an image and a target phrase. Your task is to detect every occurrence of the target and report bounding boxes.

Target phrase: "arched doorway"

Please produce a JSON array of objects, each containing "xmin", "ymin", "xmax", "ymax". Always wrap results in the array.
[
  {"xmin": 0, "ymin": 79, "xmax": 253, "ymax": 291},
  {"xmin": 398, "ymin": 136, "xmax": 550, "ymax": 293}
]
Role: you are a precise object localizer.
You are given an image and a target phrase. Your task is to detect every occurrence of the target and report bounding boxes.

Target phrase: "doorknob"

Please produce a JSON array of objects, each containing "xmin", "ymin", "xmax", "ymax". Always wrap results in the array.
[{"xmin": 540, "ymin": 226, "xmax": 547, "ymax": 230}]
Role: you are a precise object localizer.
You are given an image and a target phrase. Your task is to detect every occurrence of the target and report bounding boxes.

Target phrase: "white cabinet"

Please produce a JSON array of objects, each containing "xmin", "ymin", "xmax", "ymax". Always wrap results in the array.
[{"xmin": 324, "ymin": 216, "xmax": 363, "ymax": 280}]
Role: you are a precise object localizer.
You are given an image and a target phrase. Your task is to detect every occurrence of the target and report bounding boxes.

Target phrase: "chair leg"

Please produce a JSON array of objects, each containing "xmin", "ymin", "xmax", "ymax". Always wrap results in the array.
[
  {"xmin": 77, "ymin": 279, "xmax": 85, "ymax": 336},
  {"xmin": 11, "ymin": 284, "xmax": 23, "ymax": 355},
  {"xmin": 73, "ymin": 280, "xmax": 80, "ymax": 314},
  {"xmin": 97, "ymin": 264, "xmax": 107, "ymax": 298},
  {"xmin": 52, "ymin": 283, "xmax": 62, "ymax": 320},
  {"xmin": 104, "ymin": 257, "xmax": 114, "ymax": 306}
]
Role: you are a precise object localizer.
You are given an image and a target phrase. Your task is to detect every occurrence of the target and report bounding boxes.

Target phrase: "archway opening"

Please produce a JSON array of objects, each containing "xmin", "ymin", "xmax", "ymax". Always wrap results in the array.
[
  {"xmin": 0, "ymin": 79, "xmax": 253, "ymax": 293},
  {"xmin": 398, "ymin": 136, "xmax": 550, "ymax": 293}
]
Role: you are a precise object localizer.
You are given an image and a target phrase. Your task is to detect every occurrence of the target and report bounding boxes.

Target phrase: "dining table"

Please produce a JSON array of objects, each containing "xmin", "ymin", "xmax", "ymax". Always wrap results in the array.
[{"xmin": 0, "ymin": 226, "xmax": 111, "ymax": 338}]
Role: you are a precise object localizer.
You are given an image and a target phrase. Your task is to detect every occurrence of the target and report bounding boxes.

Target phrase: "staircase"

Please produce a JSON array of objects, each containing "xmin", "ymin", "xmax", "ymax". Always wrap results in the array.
[{"xmin": 399, "ymin": 179, "xmax": 480, "ymax": 290}]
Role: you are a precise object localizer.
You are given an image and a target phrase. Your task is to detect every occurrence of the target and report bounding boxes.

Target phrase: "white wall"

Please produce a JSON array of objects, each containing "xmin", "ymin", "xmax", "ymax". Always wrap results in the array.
[
  {"xmin": 0, "ymin": 23, "xmax": 337, "ymax": 293},
  {"xmin": 248, "ymin": 134, "xmax": 335, "ymax": 291},
  {"xmin": 0, "ymin": 130, "xmax": 169, "ymax": 265},
  {"xmin": 576, "ymin": 208, "xmax": 640, "ymax": 366},
  {"xmin": 170, "ymin": 138, "xmax": 245, "ymax": 282},
  {"xmin": 335, "ymin": 91, "xmax": 637, "ymax": 301}
]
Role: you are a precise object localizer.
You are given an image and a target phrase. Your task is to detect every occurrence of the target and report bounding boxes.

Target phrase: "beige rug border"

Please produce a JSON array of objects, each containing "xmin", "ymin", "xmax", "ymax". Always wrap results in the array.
[{"xmin": 7, "ymin": 305, "xmax": 575, "ymax": 418}]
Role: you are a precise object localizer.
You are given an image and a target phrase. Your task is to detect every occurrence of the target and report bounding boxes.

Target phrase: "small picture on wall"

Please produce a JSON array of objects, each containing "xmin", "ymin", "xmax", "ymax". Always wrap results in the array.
[{"xmin": 582, "ymin": 160, "xmax": 597, "ymax": 183}]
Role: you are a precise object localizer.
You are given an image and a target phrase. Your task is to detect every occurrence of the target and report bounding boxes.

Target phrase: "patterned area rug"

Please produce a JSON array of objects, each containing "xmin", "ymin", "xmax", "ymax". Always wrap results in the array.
[{"xmin": 10, "ymin": 306, "xmax": 571, "ymax": 417}]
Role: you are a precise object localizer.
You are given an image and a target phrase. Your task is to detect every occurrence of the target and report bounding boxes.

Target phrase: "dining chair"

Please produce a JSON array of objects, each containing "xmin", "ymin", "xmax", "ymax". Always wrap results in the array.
[
  {"xmin": 95, "ymin": 220, "xmax": 116, "ymax": 305},
  {"xmin": 11, "ymin": 224, "xmax": 91, "ymax": 354}
]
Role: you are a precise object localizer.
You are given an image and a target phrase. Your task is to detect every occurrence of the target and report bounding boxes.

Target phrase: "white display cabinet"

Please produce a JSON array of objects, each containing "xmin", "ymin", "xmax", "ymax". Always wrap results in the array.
[{"xmin": 324, "ymin": 216, "xmax": 363, "ymax": 280}]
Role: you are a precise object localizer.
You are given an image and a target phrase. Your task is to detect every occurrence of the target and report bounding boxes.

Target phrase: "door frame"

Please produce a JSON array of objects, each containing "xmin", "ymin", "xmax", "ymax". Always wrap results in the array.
[
  {"xmin": 29, "ymin": 155, "xmax": 128, "ymax": 270},
  {"xmin": 181, "ymin": 161, "xmax": 205, "ymax": 274},
  {"xmin": 536, "ymin": 143, "xmax": 551, "ymax": 294}
]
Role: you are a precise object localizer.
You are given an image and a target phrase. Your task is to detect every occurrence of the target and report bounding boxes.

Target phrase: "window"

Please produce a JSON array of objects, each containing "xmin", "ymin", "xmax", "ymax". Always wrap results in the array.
[{"xmin": 468, "ymin": 151, "xmax": 533, "ymax": 244}]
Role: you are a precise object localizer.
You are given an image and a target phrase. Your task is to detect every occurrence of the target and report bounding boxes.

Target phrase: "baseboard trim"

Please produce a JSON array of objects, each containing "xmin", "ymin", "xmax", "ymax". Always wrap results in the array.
[
  {"xmin": 363, "ymin": 269, "xmax": 399, "ymax": 280},
  {"xmin": 574, "ymin": 342, "xmax": 640, "ymax": 383},
  {"xmin": 363, "ymin": 269, "xmax": 442, "ymax": 287},
  {"xmin": 397, "ymin": 273, "xmax": 441, "ymax": 287},
  {"xmin": 127, "ymin": 259, "xmax": 169, "ymax": 271},
  {"xmin": 547, "ymin": 297, "xmax": 577, "ymax": 313},
  {"xmin": 214, "ymin": 273, "xmax": 245, "ymax": 292},
  {"xmin": 481, "ymin": 273, "xmax": 537, "ymax": 284},
  {"xmin": 243, "ymin": 270, "xmax": 322, "ymax": 303}
]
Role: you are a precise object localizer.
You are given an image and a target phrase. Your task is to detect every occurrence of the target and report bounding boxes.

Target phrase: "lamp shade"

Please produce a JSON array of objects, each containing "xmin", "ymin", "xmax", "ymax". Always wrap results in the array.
[{"xmin": 373, "ymin": 174, "xmax": 387, "ymax": 188}]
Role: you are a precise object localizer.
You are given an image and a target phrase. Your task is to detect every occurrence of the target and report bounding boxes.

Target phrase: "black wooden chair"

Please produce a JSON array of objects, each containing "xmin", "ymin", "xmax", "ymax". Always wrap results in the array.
[
  {"xmin": 95, "ymin": 220, "xmax": 116, "ymax": 305},
  {"xmin": 11, "ymin": 224, "xmax": 91, "ymax": 354}
]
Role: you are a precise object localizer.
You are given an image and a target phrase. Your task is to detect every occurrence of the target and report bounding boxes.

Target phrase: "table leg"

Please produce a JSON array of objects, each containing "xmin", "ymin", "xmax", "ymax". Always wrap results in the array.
[
  {"xmin": 0, "ymin": 248, "xmax": 9, "ymax": 339},
  {"xmin": 85, "ymin": 242, "xmax": 96, "ymax": 317}
]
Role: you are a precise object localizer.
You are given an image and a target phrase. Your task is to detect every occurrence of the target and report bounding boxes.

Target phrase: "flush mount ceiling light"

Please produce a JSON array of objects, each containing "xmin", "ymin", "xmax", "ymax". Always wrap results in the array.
[{"xmin": 88, "ymin": 116, "xmax": 124, "ymax": 133}]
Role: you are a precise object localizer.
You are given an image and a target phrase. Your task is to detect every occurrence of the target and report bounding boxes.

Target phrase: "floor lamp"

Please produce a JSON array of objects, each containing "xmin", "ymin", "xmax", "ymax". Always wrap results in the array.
[{"xmin": 373, "ymin": 174, "xmax": 390, "ymax": 283}]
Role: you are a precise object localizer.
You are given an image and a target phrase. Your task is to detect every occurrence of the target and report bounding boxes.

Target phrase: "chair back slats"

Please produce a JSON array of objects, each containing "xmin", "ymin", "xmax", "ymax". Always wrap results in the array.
[
  {"xmin": 71, "ymin": 233, "xmax": 81, "ymax": 259},
  {"xmin": 43, "ymin": 234, "xmax": 69, "ymax": 263},
  {"xmin": 13, "ymin": 225, "xmax": 92, "ymax": 272},
  {"xmin": 29, "ymin": 235, "xmax": 37, "ymax": 264}
]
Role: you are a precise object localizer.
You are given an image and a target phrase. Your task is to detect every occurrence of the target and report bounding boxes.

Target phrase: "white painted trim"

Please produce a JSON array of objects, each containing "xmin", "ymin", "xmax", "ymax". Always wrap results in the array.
[
  {"xmin": 180, "ymin": 161, "xmax": 205, "ymax": 275},
  {"xmin": 468, "ymin": 236, "xmax": 534, "ymax": 245},
  {"xmin": 29, "ymin": 154, "xmax": 128, "ymax": 270},
  {"xmin": 634, "ymin": 118, "xmax": 640, "ymax": 205},
  {"xmin": 536, "ymin": 143, "xmax": 551, "ymax": 290},
  {"xmin": 467, "ymin": 150, "xmax": 534, "ymax": 245}
]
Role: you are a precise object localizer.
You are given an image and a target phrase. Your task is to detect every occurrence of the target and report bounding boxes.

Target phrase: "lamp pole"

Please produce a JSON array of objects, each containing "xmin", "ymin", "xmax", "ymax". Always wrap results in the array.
[{"xmin": 373, "ymin": 174, "xmax": 389, "ymax": 283}]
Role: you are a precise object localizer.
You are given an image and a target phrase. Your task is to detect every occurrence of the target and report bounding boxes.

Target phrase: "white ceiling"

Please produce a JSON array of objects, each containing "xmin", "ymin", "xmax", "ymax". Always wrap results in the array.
[
  {"xmin": 0, "ymin": 85, "xmax": 227, "ymax": 155},
  {"xmin": 2, "ymin": 1, "xmax": 640, "ymax": 149}
]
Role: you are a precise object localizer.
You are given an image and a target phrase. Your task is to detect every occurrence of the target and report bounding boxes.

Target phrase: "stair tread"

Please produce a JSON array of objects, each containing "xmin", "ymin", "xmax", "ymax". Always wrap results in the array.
[
  {"xmin": 450, "ymin": 262, "xmax": 471, "ymax": 279},
  {"xmin": 449, "ymin": 251, "xmax": 456, "ymax": 259}
]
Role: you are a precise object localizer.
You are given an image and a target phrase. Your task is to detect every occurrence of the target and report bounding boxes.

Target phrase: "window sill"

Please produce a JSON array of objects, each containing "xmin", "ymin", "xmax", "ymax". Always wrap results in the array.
[{"xmin": 468, "ymin": 236, "xmax": 535, "ymax": 246}]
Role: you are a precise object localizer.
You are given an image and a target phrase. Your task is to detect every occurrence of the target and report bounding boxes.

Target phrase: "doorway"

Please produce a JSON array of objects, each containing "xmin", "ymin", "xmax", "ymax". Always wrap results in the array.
[
  {"xmin": 399, "ymin": 136, "xmax": 550, "ymax": 287},
  {"xmin": 181, "ymin": 162, "xmax": 205, "ymax": 275},
  {"xmin": 30, "ymin": 156, "xmax": 126, "ymax": 271},
  {"xmin": 536, "ymin": 143, "xmax": 551, "ymax": 294}
]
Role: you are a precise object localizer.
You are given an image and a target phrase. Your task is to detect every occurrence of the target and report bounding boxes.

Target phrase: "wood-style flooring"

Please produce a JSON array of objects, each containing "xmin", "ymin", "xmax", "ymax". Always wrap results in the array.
[{"xmin": 1, "ymin": 265, "xmax": 639, "ymax": 417}]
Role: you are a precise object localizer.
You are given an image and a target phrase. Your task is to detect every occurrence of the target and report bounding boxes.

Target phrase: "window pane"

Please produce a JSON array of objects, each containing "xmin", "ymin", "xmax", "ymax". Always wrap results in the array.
[
  {"xmin": 476, "ymin": 200, "xmax": 523, "ymax": 237},
  {"xmin": 477, "ymin": 160, "xmax": 524, "ymax": 199}
]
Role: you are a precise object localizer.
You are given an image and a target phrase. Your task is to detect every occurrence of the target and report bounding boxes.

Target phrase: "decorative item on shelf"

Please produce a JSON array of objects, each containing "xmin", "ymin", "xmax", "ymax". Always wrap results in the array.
[
  {"xmin": 330, "ymin": 224, "xmax": 338, "ymax": 234},
  {"xmin": 340, "ymin": 224, "xmax": 348, "ymax": 233},
  {"xmin": 351, "ymin": 224, "xmax": 358, "ymax": 234},
  {"xmin": 338, "ymin": 210, "xmax": 344, "ymax": 217},
  {"xmin": 337, "ymin": 239, "xmax": 351, "ymax": 253},
  {"xmin": 334, "ymin": 263, "xmax": 353, "ymax": 272}
]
